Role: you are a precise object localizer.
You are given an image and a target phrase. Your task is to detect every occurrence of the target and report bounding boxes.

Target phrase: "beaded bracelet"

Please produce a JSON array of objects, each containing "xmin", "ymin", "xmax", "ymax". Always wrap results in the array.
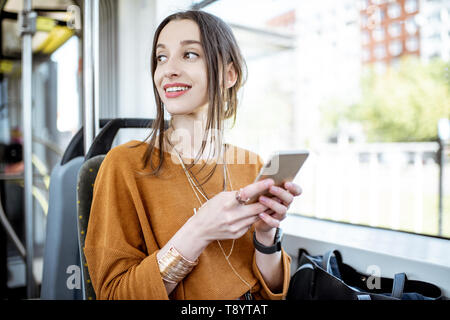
[{"xmin": 158, "ymin": 246, "xmax": 198, "ymax": 284}]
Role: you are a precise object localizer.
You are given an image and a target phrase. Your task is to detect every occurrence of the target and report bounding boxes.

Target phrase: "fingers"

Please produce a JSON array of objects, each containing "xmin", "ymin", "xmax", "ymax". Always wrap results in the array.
[
  {"xmin": 225, "ymin": 214, "xmax": 259, "ymax": 239},
  {"xmin": 268, "ymin": 185, "xmax": 294, "ymax": 206},
  {"xmin": 284, "ymin": 182, "xmax": 302, "ymax": 196},
  {"xmin": 239, "ymin": 179, "xmax": 274, "ymax": 204},
  {"xmin": 239, "ymin": 202, "xmax": 269, "ymax": 218},
  {"xmin": 258, "ymin": 211, "xmax": 280, "ymax": 228},
  {"xmin": 238, "ymin": 214, "xmax": 260, "ymax": 230},
  {"xmin": 259, "ymin": 195, "xmax": 287, "ymax": 216},
  {"xmin": 223, "ymin": 191, "xmax": 268, "ymax": 218}
]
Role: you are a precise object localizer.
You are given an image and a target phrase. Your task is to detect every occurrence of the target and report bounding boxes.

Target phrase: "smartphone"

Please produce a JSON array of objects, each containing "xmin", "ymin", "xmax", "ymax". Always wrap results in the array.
[{"xmin": 246, "ymin": 150, "xmax": 309, "ymax": 204}]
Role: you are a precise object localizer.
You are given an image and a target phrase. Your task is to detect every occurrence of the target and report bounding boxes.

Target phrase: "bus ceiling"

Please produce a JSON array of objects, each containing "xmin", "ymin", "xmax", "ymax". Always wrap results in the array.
[{"xmin": 0, "ymin": 0, "xmax": 80, "ymax": 66}]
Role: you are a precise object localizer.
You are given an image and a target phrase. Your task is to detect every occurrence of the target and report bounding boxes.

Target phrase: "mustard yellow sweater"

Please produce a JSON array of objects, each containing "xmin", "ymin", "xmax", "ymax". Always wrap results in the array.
[{"xmin": 84, "ymin": 140, "xmax": 291, "ymax": 300}]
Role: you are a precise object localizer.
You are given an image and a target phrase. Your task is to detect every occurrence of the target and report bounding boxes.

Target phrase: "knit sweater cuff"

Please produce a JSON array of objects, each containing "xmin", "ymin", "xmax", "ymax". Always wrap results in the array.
[{"xmin": 252, "ymin": 248, "xmax": 291, "ymax": 300}]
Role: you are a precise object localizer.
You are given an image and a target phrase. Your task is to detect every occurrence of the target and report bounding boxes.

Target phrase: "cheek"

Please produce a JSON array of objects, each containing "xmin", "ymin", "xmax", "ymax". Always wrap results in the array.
[
  {"xmin": 153, "ymin": 71, "xmax": 164, "ymax": 97},
  {"xmin": 197, "ymin": 70, "xmax": 209, "ymax": 97},
  {"xmin": 193, "ymin": 61, "xmax": 208, "ymax": 88},
  {"xmin": 153, "ymin": 69, "xmax": 161, "ymax": 86}
]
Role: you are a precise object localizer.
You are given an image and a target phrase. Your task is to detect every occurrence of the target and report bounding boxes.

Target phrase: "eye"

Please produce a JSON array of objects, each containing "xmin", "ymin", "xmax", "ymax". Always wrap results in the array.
[
  {"xmin": 156, "ymin": 54, "xmax": 167, "ymax": 63},
  {"xmin": 184, "ymin": 52, "xmax": 199, "ymax": 60}
]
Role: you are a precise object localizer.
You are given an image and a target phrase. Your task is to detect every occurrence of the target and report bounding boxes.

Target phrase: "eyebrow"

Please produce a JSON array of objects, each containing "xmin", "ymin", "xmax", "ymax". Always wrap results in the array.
[{"xmin": 156, "ymin": 40, "xmax": 202, "ymax": 49}]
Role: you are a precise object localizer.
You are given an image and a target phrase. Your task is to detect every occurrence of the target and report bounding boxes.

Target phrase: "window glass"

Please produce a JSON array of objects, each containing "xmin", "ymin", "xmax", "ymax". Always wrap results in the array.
[
  {"xmin": 405, "ymin": 0, "xmax": 418, "ymax": 14},
  {"xmin": 0, "ymin": 2, "xmax": 82, "ymax": 291},
  {"xmin": 193, "ymin": 0, "xmax": 450, "ymax": 238},
  {"xmin": 388, "ymin": 21, "xmax": 402, "ymax": 37},
  {"xmin": 405, "ymin": 17, "xmax": 418, "ymax": 35},
  {"xmin": 389, "ymin": 39, "xmax": 403, "ymax": 56},
  {"xmin": 406, "ymin": 36, "xmax": 419, "ymax": 51},
  {"xmin": 374, "ymin": 43, "xmax": 387, "ymax": 58},
  {"xmin": 388, "ymin": 2, "xmax": 402, "ymax": 19},
  {"xmin": 373, "ymin": 26, "xmax": 385, "ymax": 41}
]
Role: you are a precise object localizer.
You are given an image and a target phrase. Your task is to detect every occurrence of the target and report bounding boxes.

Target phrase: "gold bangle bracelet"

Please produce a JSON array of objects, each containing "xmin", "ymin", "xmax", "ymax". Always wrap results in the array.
[{"xmin": 158, "ymin": 246, "xmax": 198, "ymax": 284}]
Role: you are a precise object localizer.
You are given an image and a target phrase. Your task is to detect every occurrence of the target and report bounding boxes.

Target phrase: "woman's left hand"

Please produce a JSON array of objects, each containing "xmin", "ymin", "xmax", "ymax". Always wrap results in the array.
[{"xmin": 254, "ymin": 182, "xmax": 302, "ymax": 233}]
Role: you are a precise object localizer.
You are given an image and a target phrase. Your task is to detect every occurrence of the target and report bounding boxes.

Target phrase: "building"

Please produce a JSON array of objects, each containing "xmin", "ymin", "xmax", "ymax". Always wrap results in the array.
[
  {"xmin": 360, "ymin": 0, "xmax": 449, "ymax": 71},
  {"xmin": 419, "ymin": 0, "xmax": 450, "ymax": 62},
  {"xmin": 360, "ymin": 0, "xmax": 421, "ymax": 71}
]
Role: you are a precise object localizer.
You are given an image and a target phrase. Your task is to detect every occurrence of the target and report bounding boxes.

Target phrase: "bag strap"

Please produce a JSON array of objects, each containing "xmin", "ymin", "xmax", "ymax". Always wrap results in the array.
[
  {"xmin": 341, "ymin": 262, "xmax": 442, "ymax": 299},
  {"xmin": 297, "ymin": 248, "xmax": 310, "ymax": 267},
  {"xmin": 321, "ymin": 250, "xmax": 343, "ymax": 273},
  {"xmin": 392, "ymin": 273, "xmax": 407, "ymax": 299},
  {"xmin": 298, "ymin": 249, "xmax": 443, "ymax": 299}
]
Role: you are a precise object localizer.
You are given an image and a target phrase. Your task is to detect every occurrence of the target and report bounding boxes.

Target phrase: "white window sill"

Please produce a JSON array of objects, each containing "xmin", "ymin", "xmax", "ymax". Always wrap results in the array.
[{"xmin": 281, "ymin": 214, "xmax": 450, "ymax": 297}]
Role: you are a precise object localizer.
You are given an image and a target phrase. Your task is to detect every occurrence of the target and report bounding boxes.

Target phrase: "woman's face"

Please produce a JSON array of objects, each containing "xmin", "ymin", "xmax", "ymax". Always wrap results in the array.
[{"xmin": 154, "ymin": 19, "xmax": 209, "ymax": 117}]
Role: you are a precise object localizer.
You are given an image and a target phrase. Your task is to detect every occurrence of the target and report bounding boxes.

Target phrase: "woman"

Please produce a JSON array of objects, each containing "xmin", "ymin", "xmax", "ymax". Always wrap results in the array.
[{"xmin": 84, "ymin": 10, "xmax": 302, "ymax": 300}]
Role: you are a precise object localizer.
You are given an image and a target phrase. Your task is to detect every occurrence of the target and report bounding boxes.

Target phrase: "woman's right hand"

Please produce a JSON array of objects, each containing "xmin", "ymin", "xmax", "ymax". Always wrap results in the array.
[{"xmin": 191, "ymin": 178, "xmax": 275, "ymax": 243}]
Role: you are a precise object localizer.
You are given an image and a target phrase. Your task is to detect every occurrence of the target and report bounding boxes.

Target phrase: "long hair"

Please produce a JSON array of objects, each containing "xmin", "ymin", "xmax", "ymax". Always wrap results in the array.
[{"xmin": 134, "ymin": 10, "xmax": 247, "ymax": 186}]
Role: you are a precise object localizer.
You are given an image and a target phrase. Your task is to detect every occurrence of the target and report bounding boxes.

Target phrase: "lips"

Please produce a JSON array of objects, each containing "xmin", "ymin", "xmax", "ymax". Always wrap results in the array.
[{"xmin": 163, "ymin": 82, "xmax": 192, "ymax": 98}]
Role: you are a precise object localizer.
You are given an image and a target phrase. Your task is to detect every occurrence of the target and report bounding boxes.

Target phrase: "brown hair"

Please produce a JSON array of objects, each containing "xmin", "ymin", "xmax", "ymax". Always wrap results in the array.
[{"xmin": 134, "ymin": 10, "xmax": 247, "ymax": 186}]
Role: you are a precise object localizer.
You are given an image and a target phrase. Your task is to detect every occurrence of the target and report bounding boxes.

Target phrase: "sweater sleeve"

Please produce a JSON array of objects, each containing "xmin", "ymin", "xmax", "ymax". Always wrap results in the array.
[
  {"xmin": 252, "ymin": 249, "xmax": 291, "ymax": 300},
  {"xmin": 84, "ymin": 148, "xmax": 169, "ymax": 300}
]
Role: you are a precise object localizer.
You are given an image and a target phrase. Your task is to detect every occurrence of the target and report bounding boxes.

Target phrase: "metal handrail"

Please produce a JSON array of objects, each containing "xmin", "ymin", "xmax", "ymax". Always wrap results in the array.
[
  {"xmin": 20, "ymin": 0, "xmax": 38, "ymax": 298},
  {"xmin": 0, "ymin": 193, "xmax": 26, "ymax": 259},
  {"xmin": 83, "ymin": 0, "xmax": 100, "ymax": 155}
]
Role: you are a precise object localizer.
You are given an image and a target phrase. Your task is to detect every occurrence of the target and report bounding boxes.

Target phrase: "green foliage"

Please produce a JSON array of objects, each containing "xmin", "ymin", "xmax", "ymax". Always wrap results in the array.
[{"xmin": 323, "ymin": 57, "xmax": 450, "ymax": 142}]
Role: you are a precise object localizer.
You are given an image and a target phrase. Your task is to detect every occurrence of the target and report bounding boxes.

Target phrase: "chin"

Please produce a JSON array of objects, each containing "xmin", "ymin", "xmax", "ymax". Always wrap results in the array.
[
  {"xmin": 165, "ymin": 103, "xmax": 207, "ymax": 116},
  {"xmin": 165, "ymin": 107, "xmax": 195, "ymax": 115}
]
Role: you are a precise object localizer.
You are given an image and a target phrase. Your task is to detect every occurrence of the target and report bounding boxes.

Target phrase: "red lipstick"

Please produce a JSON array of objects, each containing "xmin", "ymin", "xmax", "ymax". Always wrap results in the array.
[{"xmin": 163, "ymin": 83, "xmax": 192, "ymax": 98}]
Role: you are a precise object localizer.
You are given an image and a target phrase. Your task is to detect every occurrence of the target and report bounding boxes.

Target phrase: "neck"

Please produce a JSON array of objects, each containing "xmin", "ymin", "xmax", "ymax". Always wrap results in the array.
[{"xmin": 164, "ymin": 109, "xmax": 223, "ymax": 161}]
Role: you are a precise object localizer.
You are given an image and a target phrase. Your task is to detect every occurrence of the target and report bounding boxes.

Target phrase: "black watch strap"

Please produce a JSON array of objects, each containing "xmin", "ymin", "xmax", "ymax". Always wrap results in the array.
[{"xmin": 253, "ymin": 228, "xmax": 282, "ymax": 254}]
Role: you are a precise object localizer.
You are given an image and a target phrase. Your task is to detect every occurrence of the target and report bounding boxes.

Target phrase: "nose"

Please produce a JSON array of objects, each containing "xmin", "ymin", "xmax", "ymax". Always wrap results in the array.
[{"xmin": 163, "ymin": 57, "xmax": 181, "ymax": 79}]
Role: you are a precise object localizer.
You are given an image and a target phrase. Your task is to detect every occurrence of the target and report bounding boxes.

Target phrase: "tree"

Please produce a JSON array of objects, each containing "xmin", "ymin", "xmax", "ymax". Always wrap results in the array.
[
  {"xmin": 349, "ymin": 57, "xmax": 450, "ymax": 142},
  {"xmin": 322, "ymin": 57, "xmax": 450, "ymax": 142}
]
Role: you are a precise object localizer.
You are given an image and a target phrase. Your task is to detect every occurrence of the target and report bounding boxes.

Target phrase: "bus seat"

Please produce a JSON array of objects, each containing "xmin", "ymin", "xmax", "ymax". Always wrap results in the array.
[
  {"xmin": 76, "ymin": 155, "xmax": 104, "ymax": 300},
  {"xmin": 41, "ymin": 128, "xmax": 84, "ymax": 300},
  {"xmin": 76, "ymin": 118, "xmax": 166, "ymax": 300}
]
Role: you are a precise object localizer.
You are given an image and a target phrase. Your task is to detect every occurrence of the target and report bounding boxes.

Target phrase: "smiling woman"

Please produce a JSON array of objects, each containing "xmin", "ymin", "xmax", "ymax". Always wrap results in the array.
[
  {"xmin": 153, "ymin": 20, "xmax": 209, "ymax": 118},
  {"xmin": 145, "ymin": 11, "xmax": 247, "ymax": 167},
  {"xmin": 83, "ymin": 10, "xmax": 302, "ymax": 300}
]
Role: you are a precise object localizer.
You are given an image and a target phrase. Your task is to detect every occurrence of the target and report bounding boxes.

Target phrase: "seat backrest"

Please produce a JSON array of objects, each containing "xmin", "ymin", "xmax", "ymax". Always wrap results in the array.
[
  {"xmin": 75, "ymin": 118, "xmax": 167, "ymax": 300},
  {"xmin": 41, "ymin": 128, "xmax": 85, "ymax": 300},
  {"xmin": 41, "ymin": 156, "xmax": 84, "ymax": 300},
  {"xmin": 76, "ymin": 155, "xmax": 105, "ymax": 300}
]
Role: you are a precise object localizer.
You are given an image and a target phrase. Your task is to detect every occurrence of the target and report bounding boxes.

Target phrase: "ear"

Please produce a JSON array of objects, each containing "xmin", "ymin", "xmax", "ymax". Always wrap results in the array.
[{"xmin": 225, "ymin": 62, "xmax": 238, "ymax": 89}]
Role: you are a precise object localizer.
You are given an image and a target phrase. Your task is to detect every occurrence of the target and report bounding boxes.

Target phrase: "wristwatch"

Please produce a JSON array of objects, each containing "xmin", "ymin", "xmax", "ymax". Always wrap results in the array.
[{"xmin": 253, "ymin": 227, "xmax": 282, "ymax": 254}]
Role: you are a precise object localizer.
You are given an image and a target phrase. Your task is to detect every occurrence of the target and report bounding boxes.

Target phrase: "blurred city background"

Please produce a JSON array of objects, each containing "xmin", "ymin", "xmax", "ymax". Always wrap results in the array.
[
  {"xmin": 202, "ymin": 0, "xmax": 450, "ymax": 239},
  {"xmin": 0, "ymin": 0, "xmax": 449, "ymax": 296}
]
